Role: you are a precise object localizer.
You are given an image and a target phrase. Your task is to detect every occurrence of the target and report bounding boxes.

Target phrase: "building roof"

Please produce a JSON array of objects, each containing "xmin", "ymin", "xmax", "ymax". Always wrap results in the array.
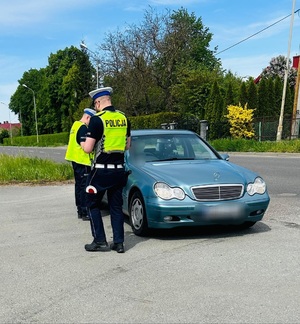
[{"xmin": 0, "ymin": 122, "xmax": 21, "ymax": 131}]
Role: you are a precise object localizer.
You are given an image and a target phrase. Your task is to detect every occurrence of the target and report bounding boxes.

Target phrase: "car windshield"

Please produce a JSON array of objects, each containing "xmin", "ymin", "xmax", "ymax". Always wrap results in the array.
[{"xmin": 127, "ymin": 133, "xmax": 219, "ymax": 163}]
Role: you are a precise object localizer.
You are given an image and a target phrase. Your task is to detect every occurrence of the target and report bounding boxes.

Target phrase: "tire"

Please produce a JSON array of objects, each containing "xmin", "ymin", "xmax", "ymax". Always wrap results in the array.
[{"xmin": 129, "ymin": 191, "xmax": 149, "ymax": 236}]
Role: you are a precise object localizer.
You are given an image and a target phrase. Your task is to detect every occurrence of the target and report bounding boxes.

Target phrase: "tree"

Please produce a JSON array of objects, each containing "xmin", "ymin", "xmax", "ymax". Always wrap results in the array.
[
  {"xmin": 205, "ymin": 80, "xmax": 225, "ymax": 139},
  {"xmin": 261, "ymin": 55, "xmax": 297, "ymax": 87},
  {"xmin": 10, "ymin": 46, "xmax": 95, "ymax": 136},
  {"xmin": 255, "ymin": 56, "xmax": 295, "ymax": 121},
  {"xmin": 239, "ymin": 82, "xmax": 247, "ymax": 107},
  {"xmin": 225, "ymin": 81, "xmax": 235, "ymax": 106},
  {"xmin": 45, "ymin": 46, "xmax": 95, "ymax": 132},
  {"xmin": 171, "ymin": 67, "xmax": 218, "ymax": 118},
  {"xmin": 257, "ymin": 78, "xmax": 268, "ymax": 117},
  {"xmin": 274, "ymin": 76, "xmax": 283, "ymax": 116},
  {"xmin": 265, "ymin": 78, "xmax": 275, "ymax": 116},
  {"xmin": 99, "ymin": 7, "xmax": 221, "ymax": 114},
  {"xmin": 284, "ymin": 84, "xmax": 293, "ymax": 116},
  {"xmin": 247, "ymin": 79, "xmax": 258, "ymax": 111},
  {"xmin": 222, "ymin": 71, "xmax": 242, "ymax": 107},
  {"xmin": 99, "ymin": 22, "xmax": 162, "ymax": 116},
  {"xmin": 154, "ymin": 7, "xmax": 220, "ymax": 110},
  {"xmin": 0, "ymin": 129, "xmax": 9, "ymax": 144},
  {"xmin": 10, "ymin": 68, "xmax": 45, "ymax": 136}
]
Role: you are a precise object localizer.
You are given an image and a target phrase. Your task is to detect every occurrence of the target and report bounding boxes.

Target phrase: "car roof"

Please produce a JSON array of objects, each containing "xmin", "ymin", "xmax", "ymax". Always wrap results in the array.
[{"xmin": 131, "ymin": 129, "xmax": 196, "ymax": 136}]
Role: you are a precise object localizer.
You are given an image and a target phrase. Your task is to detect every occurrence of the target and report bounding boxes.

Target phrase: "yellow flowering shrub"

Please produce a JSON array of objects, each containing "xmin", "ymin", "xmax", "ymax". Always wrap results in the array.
[{"xmin": 225, "ymin": 104, "xmax": 255, "ymax": 139}]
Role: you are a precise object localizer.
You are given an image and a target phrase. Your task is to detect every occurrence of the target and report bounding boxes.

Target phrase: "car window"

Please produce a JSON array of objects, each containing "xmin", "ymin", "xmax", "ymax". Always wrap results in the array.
[
  {"xmin": 128, "ymin": 133, "xmax": 218, "ymax": 163},
  {"xmin": 188, "ymin": 136, "xmax": 217, "ymax": 160}
]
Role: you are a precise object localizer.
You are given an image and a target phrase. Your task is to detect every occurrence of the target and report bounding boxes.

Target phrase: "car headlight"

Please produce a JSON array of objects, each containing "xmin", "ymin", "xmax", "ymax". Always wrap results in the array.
[
  {"xmin": 154, "ymin": 182, "xmax": 185, "ymax": 200},
  {"xmin": 247, "ymin": 177, "xmax": 266, "ymax": 196}
]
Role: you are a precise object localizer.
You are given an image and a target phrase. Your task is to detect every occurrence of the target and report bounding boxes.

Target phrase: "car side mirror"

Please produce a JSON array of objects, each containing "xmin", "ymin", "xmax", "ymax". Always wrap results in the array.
[{"xmin": 220, "ymin": 153, "xmax": 229, "ymax": 161}]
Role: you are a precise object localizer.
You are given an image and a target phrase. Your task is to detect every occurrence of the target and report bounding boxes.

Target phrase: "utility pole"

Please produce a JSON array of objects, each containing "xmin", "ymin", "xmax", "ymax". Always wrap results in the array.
[
  {"xmin": 276, "ymin": 0, "xmax": 296, "ymax": 141},
  {"xmin": 291, "ymin": 57, "xmax": 300, "ymax": 138}
]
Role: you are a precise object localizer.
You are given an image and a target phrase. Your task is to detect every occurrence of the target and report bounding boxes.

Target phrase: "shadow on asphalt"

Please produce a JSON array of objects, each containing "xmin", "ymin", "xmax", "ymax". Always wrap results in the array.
[
  {"xmin": 100, "ymin": 204, "xmax": 270, "ymax": 250},
  {"xmin": 124, "ymin": 219, "xmax": 270, "ymax": 242}
]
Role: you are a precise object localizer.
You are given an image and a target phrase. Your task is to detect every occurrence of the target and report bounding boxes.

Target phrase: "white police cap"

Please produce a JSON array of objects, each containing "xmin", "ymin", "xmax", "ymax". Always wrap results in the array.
[
  {"xmin": 84, "ymin": 108, "xmax": 96, "ymax": 117},
  {"xmin": 89, "ymin": 87, "xmax": 113, "ymax": 100}
]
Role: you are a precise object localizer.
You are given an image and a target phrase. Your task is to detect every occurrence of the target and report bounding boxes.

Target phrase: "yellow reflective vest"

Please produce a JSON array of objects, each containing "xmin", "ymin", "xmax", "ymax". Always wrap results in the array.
[
  {"xmin": 95, "ymin": 110, "xmax": 128, "ymax": 154},
  {"xmin": 65, "ymin": 121, "xmax": 92, "ymax": 166}
]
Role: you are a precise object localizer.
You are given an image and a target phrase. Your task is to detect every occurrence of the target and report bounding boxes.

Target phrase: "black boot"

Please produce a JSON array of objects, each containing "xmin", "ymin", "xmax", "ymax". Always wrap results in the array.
[
  {"xmin": 85, "ymin": 241, "xmax": 109, "ymax": 252},
  {"xmin": 81, "ymin": 214, "xmax": 90, "ymax": 221},
  {"xmin": 77, "ymin": 208, "xmax": 82, "ymax": 219},
  {"xmin": 110, "ymin": 243, "xmax": 125, "ymax": 253},
  {"xmin": 81, "ymin": 207, "xmax": 90, "ymax": 221}
]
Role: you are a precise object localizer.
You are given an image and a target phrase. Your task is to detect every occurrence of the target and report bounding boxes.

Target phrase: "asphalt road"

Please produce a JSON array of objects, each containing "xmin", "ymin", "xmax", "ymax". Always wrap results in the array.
[
  {"xmin": 0, "ymin": 147, "xmax": 300, "ymax": 323},
  {"xmin": 0, "ymin": 145, "xmax": 67, "ymax": 163}
]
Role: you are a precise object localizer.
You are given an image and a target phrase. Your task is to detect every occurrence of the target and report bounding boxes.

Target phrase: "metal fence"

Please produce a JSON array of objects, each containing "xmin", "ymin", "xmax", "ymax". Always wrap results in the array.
[
  {"xmin": 199, "ymin": 115, "xmax": 300, "ymax": 141},
  {"xmin": 253, "ymin": 115, "xmax": 300, "ymax": 141},
  {"xmin": 163, "ymin": 115, "xmax": 300, "ymax": 141}
]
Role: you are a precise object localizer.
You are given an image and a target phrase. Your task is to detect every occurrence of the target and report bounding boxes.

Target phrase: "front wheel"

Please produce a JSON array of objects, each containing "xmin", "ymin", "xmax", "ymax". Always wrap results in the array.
[{"xmin": 129, "ymin": 191, "xmax": 149, "ymax": 236}]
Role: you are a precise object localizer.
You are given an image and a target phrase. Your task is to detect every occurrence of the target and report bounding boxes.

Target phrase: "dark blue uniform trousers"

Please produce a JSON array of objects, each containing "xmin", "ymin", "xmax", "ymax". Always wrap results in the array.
[
  {"xmin": 86, "ymin": 168, "xmax": 127, "ymax": 244},
  {"xmin": 72, "ymin": 162, "xmax": 90, "ymax": 216}
]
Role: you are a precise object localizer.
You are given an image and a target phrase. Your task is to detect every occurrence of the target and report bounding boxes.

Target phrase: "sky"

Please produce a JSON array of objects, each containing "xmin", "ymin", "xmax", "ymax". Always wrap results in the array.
[{"xmin": 0, "ymin": 0, "xmax": 299, "ymax": 123}]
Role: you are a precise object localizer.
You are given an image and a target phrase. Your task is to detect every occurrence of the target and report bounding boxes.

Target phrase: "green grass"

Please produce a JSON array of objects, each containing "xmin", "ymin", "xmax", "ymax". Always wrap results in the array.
[
  {"xmin": 1, "ymin": 139, "xmax": 300, "ymax": 185},
  {"xmin": 0, "ymin": 154, "xmax": 73, "ymax": 185},
  {"xmin": 209, "ymin": 138, "xmax": 300, "ymax": 153}
]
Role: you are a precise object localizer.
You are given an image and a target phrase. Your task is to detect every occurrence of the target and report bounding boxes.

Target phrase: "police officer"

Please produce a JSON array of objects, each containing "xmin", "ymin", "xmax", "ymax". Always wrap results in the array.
[
  {"xmin": 65, "ymin": 108, "xmax": 96, "ymax": 221},
  {"xmin": 83, "ymin": 87, "xmax": 131, "ymax": 253}
]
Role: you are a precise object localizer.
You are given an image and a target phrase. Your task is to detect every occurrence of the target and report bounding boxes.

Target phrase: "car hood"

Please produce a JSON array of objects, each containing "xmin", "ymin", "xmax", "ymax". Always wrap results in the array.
[{"xmin": 138, "ymin": 160, "xmax": 257, "ymax": 186}]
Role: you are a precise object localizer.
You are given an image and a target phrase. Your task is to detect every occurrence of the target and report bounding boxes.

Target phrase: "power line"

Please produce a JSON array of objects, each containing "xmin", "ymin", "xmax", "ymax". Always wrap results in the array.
[{"xmin": 216, "ymin": 9, "xmax": 300, "ymax": 55}]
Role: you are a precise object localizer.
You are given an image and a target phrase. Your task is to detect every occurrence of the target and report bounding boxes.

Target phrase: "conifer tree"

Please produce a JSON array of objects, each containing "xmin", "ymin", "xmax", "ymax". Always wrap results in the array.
[
  {"xmin": 266, "ymin": 79, "xmax": 275, "ymax": 117},
  {"xmin": 257, "ymin": 78, "xmax": 268, "ymax": 117},
  {"xmin": 274, "ymin": 76, "xmax": 283, "ymax": 116},
  {"xmin": 247, "ymin": 79, "xmax": 258, "ymax": 111},
  {"xmin": 239, "ymin": 82, "xmax": 248, "ymax": 107},
  {"xmin": 205, "ymin": 81, "xmax": 225, "ymax": 139},
  {"xmin": 225, "ymin": 82, "xmax": 235, "ymax": 106}
]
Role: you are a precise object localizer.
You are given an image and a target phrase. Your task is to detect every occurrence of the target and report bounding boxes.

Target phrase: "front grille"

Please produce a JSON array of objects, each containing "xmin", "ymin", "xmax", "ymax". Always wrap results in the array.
[{"xmin": 192, "ymin": 184, "xmax": 244, "ymax": 201}]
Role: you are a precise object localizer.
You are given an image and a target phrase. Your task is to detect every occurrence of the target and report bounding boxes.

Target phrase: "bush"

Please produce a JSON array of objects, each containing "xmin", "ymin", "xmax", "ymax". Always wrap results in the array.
[
  {"xmin": 3, "ymin": 132, "xmax": 69, "ymax": 147},
  {"xmin": 0, "ymin": 129, "xmax": 9, "ymax": 144},
  {"xmin": 225, "ymin": 104, "xmax": 255, "ymax": 139}
]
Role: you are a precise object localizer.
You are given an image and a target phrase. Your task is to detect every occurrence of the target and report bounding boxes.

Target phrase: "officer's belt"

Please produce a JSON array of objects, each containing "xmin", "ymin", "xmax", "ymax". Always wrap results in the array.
[{"xmin": 94, "ymin": 163, "xmax": 124, "ymax": 169}]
